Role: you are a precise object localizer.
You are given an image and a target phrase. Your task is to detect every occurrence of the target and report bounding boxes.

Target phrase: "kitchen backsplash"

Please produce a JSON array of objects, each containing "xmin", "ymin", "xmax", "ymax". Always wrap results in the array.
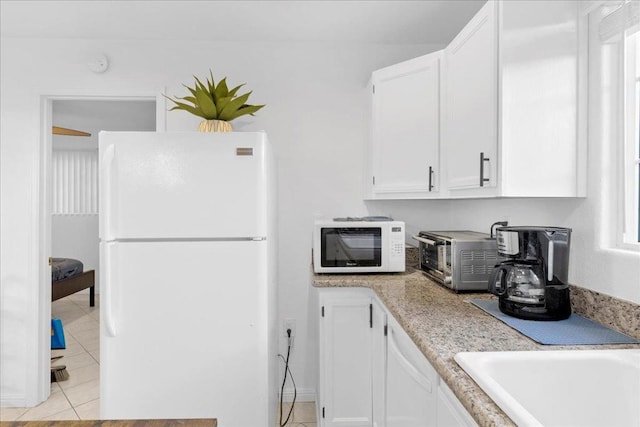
[
  {"xmin": 405, "ymin": 245, "xmax": 640, "ymax": 340},
  {"xmin": 570, "ymin": 286, "xmax": 640, "ymax": 340},
  {"xmin": 405, "ymin": 246, "xmax": 419, "ymax": 269}
]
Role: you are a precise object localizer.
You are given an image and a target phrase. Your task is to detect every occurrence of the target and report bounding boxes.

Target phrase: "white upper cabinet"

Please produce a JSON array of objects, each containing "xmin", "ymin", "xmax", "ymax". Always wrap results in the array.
[
  {"xmin": 367, "ymin": 51, "xmax": 444, "ymax": 199},
  {"xmin": 498, "ymin": 0, "xmax": 584, "ymax": 197},
  {"xmin": 444, "ymin": 0, "xmax": 498, "ymax": 194},
  {"xmin": 443, "ymin": 0, "xmax": 585, "ymax": 198},
  {"xmin": 366, "ymin": 0, "xmax": 585, "ymax": 200}
]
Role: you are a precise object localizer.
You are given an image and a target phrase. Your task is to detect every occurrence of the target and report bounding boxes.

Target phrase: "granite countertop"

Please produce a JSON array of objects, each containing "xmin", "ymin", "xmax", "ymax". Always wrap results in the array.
[{"xmin": 312, "ymin": 267, "xmax": 640, "ymax": 427}]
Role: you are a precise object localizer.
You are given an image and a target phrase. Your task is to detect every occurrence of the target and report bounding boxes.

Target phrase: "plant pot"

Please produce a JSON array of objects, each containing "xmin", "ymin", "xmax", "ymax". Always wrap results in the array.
[{"xmin": 198, "ymin": 120, "xmax": 233, "ymax": 132}]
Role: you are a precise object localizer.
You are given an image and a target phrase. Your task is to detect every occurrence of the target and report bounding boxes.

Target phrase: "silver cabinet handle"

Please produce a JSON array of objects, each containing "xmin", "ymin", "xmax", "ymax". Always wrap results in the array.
[
  {"xmin": 480, "ymin": 152, "xmax": 490, "ymax": 187},
  {"xmin": 428, "ymin": 166, "xmax": 434, "ymax": 192}
]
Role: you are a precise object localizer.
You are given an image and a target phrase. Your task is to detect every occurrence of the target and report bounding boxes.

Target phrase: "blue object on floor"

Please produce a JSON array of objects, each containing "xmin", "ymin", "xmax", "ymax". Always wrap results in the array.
[
  {"xmin": 51, "ymin": 318, "xmax": 66, "ymax": 349},
  {"xmin": 469, "ymin": 299, "xmax": 639, "ymax": 345}
]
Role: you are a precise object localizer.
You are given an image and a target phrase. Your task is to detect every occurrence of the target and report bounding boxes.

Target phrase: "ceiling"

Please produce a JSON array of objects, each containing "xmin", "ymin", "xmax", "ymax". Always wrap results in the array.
[{"xmin": 0, "ymin": 0, "xmax": 486, "ymax": 44}]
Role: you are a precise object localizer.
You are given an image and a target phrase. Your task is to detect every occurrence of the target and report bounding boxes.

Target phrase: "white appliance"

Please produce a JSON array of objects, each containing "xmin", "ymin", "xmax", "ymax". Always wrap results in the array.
[
  {"xmin": 98, "ymin": 131, "xmax": 277, "ymax": 426},
  {"xmin": 313, "ymin": 220, "xmax": 405, "ymax": 273}
]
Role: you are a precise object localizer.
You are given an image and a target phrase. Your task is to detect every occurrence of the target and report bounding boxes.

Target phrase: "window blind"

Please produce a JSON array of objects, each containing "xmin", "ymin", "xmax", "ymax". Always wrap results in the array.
[{"xmin": 52, "ymin": 150, "xmax": 98, "ymax": 215}]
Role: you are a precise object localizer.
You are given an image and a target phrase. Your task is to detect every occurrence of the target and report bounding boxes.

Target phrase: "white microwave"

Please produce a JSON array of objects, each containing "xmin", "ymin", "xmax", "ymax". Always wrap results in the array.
[{"xmin": 313, "ymin": 220, "xmax": 406, "ymax": 273}]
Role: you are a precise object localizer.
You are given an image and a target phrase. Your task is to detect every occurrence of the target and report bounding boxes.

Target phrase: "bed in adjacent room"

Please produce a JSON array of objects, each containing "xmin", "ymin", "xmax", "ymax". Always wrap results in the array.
[{"xmin": 51, "ymin": 257, "xmax": 95, "ymax": 306}]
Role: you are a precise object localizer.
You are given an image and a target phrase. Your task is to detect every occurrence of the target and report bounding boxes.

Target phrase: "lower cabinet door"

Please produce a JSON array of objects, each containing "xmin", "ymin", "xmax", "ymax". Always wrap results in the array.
[
  {"xmin": 372, "ymin": 298, "xmax": 387, "ymax": 427},
  {"xmin": 386, "ymin": 319, "xmax": 437, "ymax": 426},
  {"xmin": 319, "ymin": 289, "xmax": 374, "ymax": 426},
  {"xmin": 437, "ymin": 379, "xmax": 478, "ymax": 427}
]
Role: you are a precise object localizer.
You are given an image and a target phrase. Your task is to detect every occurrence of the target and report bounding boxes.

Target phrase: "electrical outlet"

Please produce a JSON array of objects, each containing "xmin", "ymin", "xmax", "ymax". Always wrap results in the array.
[{"xmin": 283, "ymin": 319, "xmax": 296, "ymax": 337}]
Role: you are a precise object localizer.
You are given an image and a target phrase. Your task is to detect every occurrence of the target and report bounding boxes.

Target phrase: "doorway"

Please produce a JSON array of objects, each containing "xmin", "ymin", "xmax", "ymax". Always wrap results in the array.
[
  {"xmin": 50, "ymin": 99, "xmax": 157, "ymax": 297},
  {"xmin": 29, "ymin": 96, "xmax": 159, "ymax": 420}
]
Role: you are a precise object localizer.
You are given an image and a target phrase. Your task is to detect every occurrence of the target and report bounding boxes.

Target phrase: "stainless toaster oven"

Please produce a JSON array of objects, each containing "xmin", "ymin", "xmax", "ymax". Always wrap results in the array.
[{"xmin": 412, "ymin": 230, "xmax": 503, "ymax": 292}]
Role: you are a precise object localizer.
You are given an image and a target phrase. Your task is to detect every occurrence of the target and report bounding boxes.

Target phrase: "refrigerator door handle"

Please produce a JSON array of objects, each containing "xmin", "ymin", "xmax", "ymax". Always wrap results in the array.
[
  {"xmin": 101, "ymin": 144, "xmax": 116, "ymax": 242},
  {"xmin": 103, "ymin": 243, "xmax": 117, "ymax": 337}
]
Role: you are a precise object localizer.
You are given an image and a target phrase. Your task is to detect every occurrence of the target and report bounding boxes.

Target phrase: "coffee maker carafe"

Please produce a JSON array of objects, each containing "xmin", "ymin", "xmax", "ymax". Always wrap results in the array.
[{"xmin": 488, "ymin": 226, "xmax": 572, "ymax": 321}]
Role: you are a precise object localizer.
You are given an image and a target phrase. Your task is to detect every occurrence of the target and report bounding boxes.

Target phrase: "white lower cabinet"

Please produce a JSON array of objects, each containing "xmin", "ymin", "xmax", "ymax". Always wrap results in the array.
[
  {"xmin": 319, "ymin": 288, "xmax": 374, "ymax": 426},
  {"xmin": 437, "ymin": 379, "xmax": 478, "ymax": 427},
  {"xmin": 386, "ymin": 314, "xmax": 437, "ymax": 426},
  {"xmin": 318, "ymin": 288, "xmax": 477, "ymax": 427},
  {"xmin": 372, "ymin": 297, "xmax": 387, "ymax": 427}
]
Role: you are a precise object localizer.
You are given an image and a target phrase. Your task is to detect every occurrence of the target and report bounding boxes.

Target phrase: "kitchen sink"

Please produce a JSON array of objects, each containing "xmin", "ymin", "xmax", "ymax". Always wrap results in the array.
[{"xmin": 454, "ymin": 349, "xmax": 640, "ymax": 427}]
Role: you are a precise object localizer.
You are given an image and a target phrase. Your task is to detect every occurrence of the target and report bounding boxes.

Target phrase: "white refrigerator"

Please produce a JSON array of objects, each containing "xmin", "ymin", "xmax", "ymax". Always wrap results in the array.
[{"xmin": 98, "ymin": 131, "xmax": 277, "ymax": 426}]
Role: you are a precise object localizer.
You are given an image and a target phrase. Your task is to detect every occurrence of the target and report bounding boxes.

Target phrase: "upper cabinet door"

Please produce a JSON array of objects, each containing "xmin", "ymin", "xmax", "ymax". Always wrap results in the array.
[
  {"xmin": 444, "ymin": 1, "xmax": 498, "ymax": 193},
  {"xmin": 370, "ymin": 51, "xmax": 443, "ymax": 199},
  {"xmin": 499, "ymin": 0, "xmax": 582, "ymax": 197}
]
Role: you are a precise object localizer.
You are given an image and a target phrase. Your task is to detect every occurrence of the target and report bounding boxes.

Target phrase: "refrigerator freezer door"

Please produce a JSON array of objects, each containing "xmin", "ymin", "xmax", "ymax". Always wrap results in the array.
[
  {"xmin": 100, "ymin": 240, "xmax": 272, "ymax": 425},
  {"xmin": 99, "ymin": 132, "xmax": 269, "ymax": 241}
]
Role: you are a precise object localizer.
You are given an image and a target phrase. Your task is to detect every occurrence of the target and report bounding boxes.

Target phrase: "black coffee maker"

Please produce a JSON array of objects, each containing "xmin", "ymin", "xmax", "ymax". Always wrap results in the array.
[{"xmin": 488, "ymin": 226, "xmax": 572, "ymax": 321}]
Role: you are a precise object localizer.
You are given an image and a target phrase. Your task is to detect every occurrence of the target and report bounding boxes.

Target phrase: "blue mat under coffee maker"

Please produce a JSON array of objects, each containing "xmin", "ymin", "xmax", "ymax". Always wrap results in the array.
[{"xmin": 470, "ymin": 299, "xmax": 639, "ymax": 345}]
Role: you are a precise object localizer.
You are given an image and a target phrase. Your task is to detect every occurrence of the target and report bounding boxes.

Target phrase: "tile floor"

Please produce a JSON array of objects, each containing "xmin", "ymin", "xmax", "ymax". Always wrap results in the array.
[
  {"xmin": 1, "ymin": 292, "xmax": 100, "ymax": 422},
  {"xmin": 277, "ymin": 402, "xmax": 317, "ymax": 427},
  {"xmin": 0, "ymin": 292, "xmax": 317, "ymax": 426}
]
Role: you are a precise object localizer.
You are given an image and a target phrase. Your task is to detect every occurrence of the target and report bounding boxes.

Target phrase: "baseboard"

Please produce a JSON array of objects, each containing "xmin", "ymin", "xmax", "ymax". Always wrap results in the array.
[
  {"xmin": 1, "ymin": 395, "xmax": 28, "ymax": 407},
  {"xmin": 279, "ymin": 387, "xmax": 316, "ymax": 403}
]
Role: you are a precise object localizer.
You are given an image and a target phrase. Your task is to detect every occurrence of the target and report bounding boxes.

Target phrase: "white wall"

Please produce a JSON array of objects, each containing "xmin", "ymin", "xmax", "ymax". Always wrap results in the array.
[
  {"xmin": 0, "ymin": 36, "xmax": 440, "ymax": 406},
  {"xmin": 52, "ymin": 215, "xmax": 99, "ymax": 284}
]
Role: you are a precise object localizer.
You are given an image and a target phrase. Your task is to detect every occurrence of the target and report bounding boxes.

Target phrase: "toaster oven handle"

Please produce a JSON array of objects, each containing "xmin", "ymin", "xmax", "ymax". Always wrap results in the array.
[
  {"xmin": 411, "ymin": 235, "xmax": 437, "ymax": 246},
  {"xmin": 547, "ymin": 241, "xmax": 554, "ymax": 281}
]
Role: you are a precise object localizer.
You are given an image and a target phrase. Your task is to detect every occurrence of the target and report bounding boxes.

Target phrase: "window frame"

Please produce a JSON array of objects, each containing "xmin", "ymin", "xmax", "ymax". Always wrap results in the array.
[{"xmin": 620, "ymin": 28, "xmax": 640, "ymax": 249}]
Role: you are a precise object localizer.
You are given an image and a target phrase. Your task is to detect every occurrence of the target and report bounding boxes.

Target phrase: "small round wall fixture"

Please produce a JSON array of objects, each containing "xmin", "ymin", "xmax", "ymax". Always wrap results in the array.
[{"xmin": 88, "ymin": 54, "xmax": 109, "ymax": 73}]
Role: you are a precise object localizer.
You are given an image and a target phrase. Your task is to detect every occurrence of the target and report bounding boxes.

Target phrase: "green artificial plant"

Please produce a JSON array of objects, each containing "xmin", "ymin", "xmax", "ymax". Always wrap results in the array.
[{"xmin": 165, "ymin": 70, "xmax": 265, "ymax": 122}]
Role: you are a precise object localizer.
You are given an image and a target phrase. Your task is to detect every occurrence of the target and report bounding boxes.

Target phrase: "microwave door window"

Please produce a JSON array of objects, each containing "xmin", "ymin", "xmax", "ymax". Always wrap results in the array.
[{"xmin": 321, "ymin": 228, "xmax": 382, "ymax": 267}]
